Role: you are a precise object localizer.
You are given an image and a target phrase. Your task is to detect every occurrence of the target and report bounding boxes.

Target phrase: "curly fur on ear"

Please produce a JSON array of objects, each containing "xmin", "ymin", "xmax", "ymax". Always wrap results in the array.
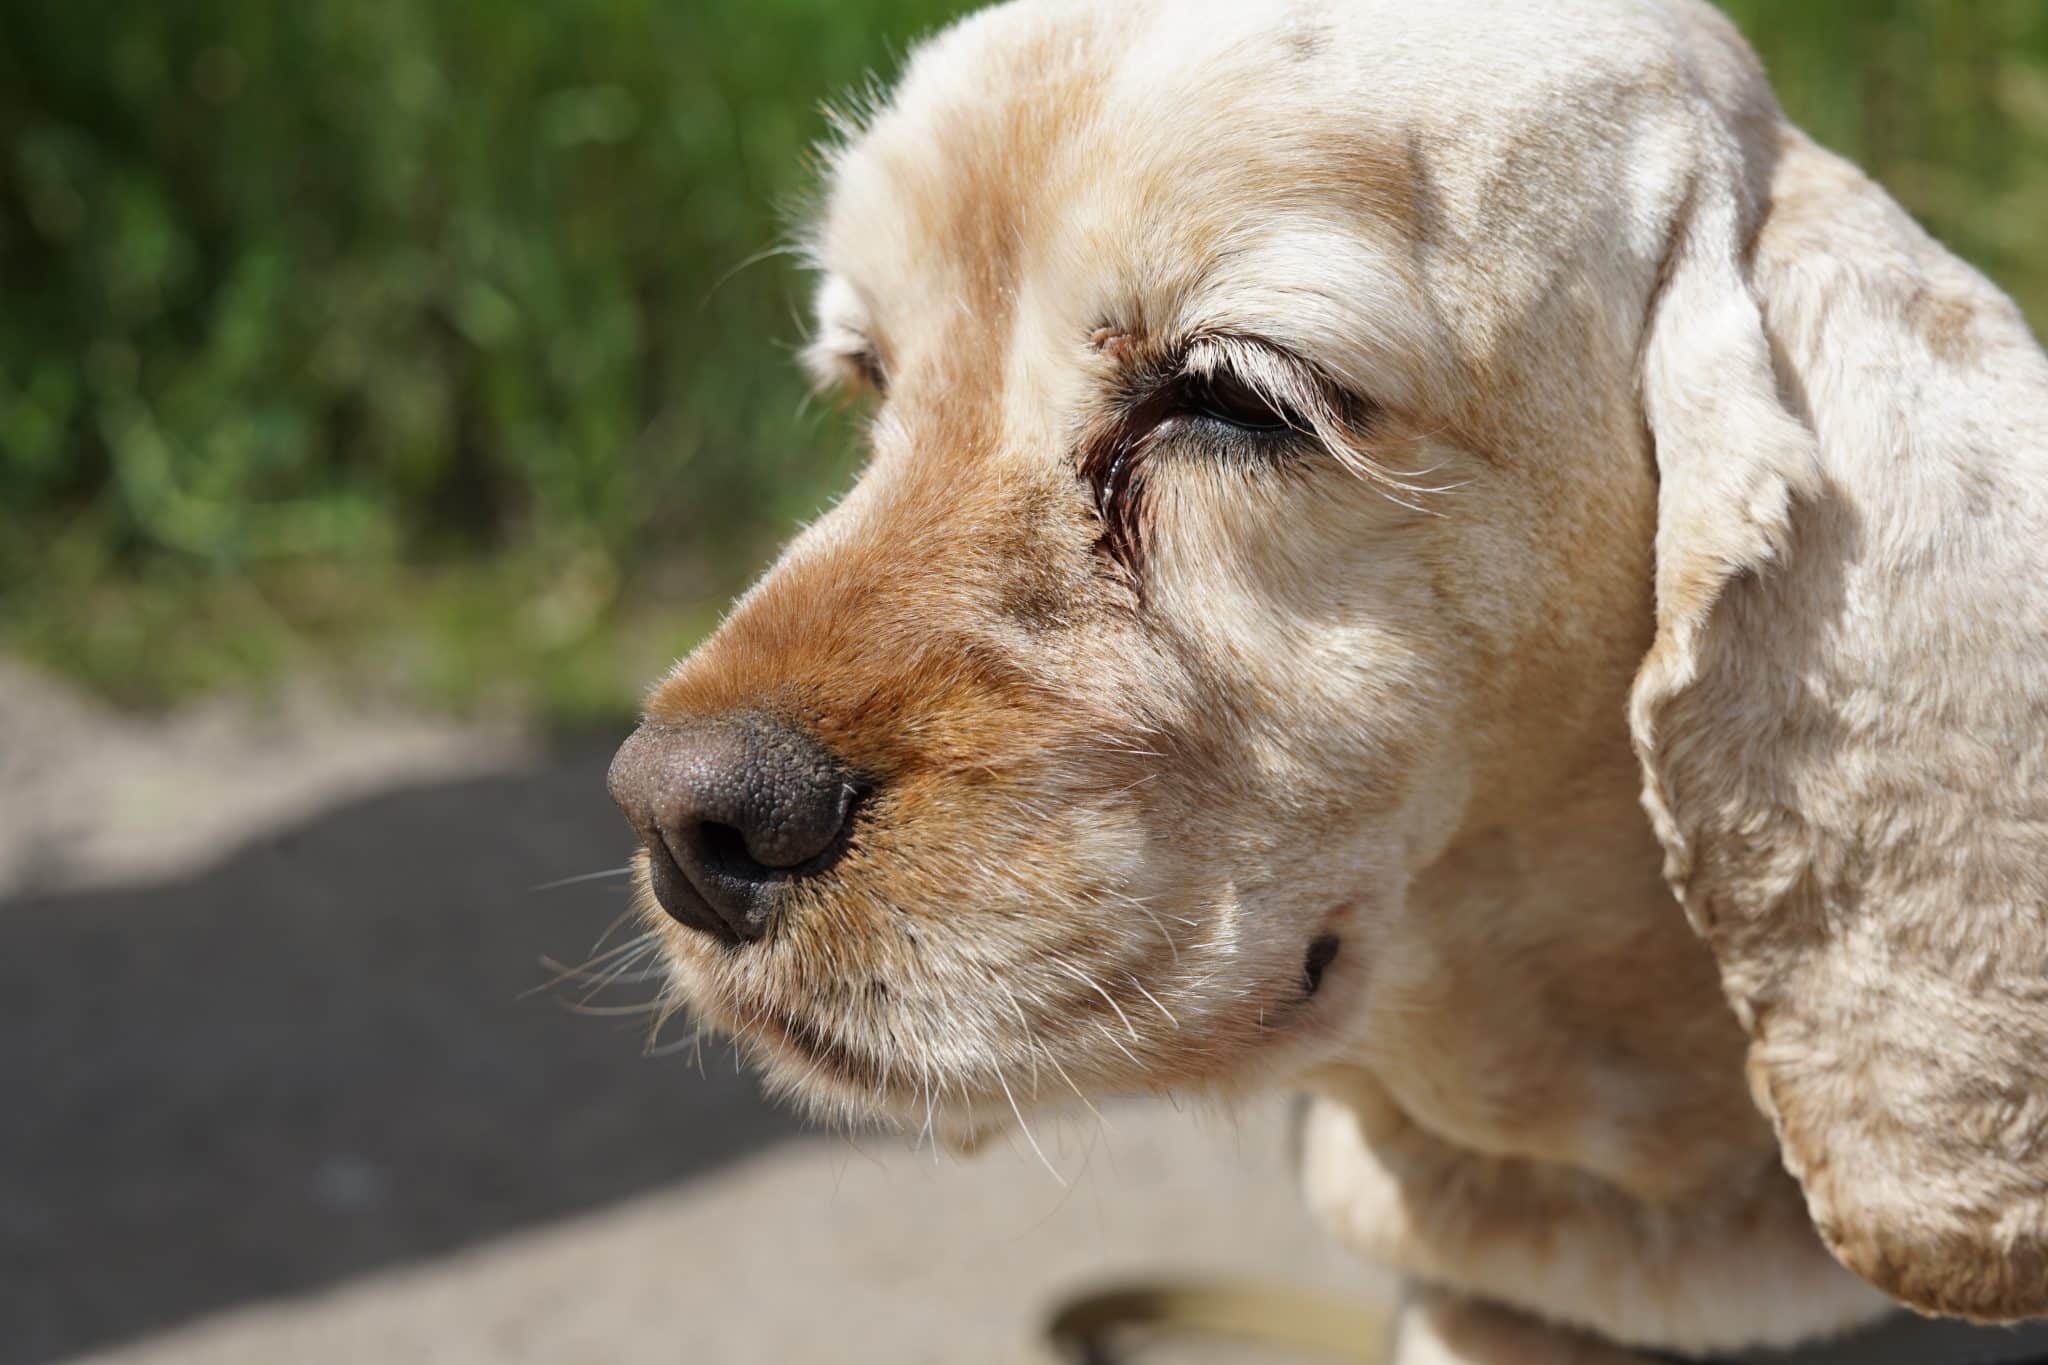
[{"xmin": 1631, "ymin": 98, "xmax": 2048, "ymax": 1320}]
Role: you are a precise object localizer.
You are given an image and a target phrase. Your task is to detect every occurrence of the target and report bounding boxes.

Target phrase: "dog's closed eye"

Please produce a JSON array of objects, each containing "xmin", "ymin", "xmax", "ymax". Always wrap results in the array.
[
  {"xmin": 1155, "ymin": 337, "xmax": 1332, "ymax": 447},
  {"xmin": 810, "ymin": 336, "xmax": 887, "ymax": 397},
  {"xmin": 1084, "ymin": 337, "xmax": 1369, "ymax": 572},
  {"xmin": 845, "ymin": 343, "xmax": 887, "ymax": 395},
  {"xmin": 802, "ymin": 278, "xmax": 889, "ymax": 398},
  {"xmin": 1168, "ymin": 368, "xmax": 1297, "ymax": 435}
]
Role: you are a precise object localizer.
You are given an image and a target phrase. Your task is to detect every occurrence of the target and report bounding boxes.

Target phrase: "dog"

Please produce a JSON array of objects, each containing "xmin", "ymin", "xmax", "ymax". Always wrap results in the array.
[{"xmin": 605, "ymin": 1, "xmax": 2048, "ymax": 1358}]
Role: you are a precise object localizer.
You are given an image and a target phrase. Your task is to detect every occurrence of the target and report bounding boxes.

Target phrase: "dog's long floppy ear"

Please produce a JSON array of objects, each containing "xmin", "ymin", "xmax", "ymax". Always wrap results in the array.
[{"xmin": 1630, "ymin": 126, "xmax": 2048, "ymax": 1321}]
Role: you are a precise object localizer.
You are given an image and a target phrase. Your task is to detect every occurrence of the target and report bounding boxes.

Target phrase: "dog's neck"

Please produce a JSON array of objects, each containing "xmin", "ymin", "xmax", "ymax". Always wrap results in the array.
[
  {"xmin": 1293, "ymin": 726, "xmax": 1895, "ymax": 1351},
  {"xmin": 1321, "ymin": 722, "xmax": 1769, "ymax": 1204}
]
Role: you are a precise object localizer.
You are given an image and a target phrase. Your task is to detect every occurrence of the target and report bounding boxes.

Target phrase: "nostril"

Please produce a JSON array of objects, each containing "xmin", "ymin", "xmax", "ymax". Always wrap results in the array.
[
  {"xmin": 643, "ymin": 837, "xmax": 743, "ymax": 948},
  {"xmin": 697, "ymin": 819, "xmax": 761, "ymax": 879},
  {"xmin": 694, "ymin": 783, "xmax": 863, "ymax": 884}
]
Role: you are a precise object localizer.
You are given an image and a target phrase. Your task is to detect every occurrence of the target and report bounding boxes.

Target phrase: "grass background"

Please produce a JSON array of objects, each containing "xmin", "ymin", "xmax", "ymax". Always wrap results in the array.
[{"xmin": 5, "ymin": 0, "xmax": 2044, "ymax": 723}]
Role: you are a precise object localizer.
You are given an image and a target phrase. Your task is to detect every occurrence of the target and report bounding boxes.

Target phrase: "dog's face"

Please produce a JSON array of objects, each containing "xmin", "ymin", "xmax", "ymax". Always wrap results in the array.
[
  {"xmin": 612, "ymin": 0, "xmax": 2048, "ymax": 1323},
  {"xmin": 610, "ymin": 0, "xmax": 1693, "ymax": 1136}
]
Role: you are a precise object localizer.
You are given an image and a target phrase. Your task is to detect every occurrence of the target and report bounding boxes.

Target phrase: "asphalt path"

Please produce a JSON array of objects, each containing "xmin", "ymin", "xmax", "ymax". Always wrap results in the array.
[{"xmin": 1, "ymin": 661, "xmax": 1378, "ymax": 1364}]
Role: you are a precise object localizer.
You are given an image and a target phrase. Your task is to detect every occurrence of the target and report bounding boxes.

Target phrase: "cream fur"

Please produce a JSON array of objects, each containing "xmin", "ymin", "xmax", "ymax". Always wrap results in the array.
[{"xmin": 620, "ymin": 1, "xmax": 2048, "ymax": 1358}]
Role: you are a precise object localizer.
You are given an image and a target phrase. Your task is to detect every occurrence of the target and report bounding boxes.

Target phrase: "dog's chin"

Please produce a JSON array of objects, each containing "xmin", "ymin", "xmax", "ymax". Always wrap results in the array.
[{"xmin": 676, "ymin": 926, "xmax": 1361, "ymax": 1141}]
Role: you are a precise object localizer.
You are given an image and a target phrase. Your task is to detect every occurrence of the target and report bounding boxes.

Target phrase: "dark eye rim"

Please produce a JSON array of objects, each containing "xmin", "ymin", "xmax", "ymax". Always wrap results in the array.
[
  {"xmin": 1082, "ymin": 362, "xmax": 1305, "ymax": 578},
  {"xmin": 1080, "ymin": 335, "xmax": 1376, "ymax": 580},
  {"xmin": 849, "ymin": 345, "xmax": 888, "ymax": 395},
  {"xmin": 1171, "ymin": 370, "xmax": 1295, "ymax": 434}
]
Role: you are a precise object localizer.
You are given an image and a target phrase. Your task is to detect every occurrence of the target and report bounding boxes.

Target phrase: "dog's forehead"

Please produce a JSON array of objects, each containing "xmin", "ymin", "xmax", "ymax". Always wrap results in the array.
[{"xmin": 813, "ymin": 0, "xmax": 1705, "ymax": 396}]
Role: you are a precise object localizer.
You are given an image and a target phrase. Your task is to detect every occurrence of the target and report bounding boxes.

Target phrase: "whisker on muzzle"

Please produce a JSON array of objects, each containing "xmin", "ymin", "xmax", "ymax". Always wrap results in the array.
[
  {"xmin": 1045, "ymin": 953, "xmax": 1144, "ymax": 1046},
  {"xmin": 527, "ymin": 865, "xmax": 636, "ymax": 893},
  {"xmin": 994, "ymin": 1061, "xmax": 1067, "ymax": 1188},
  {"xmin": 1126, "ymin": 973, "xmax": 1180, "ymax": 1030},
  {"xmin": 529, "ymin": 929, "xmax": 668, "ymax": 1017}
]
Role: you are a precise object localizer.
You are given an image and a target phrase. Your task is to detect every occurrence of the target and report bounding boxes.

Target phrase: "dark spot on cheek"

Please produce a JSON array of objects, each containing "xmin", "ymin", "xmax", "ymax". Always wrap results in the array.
[
  {"xmin": 997, "ymin": 566, "xmax": 1070, "ymax": 632},
  {"xmin": 1303, "ymin": 935, "xmax": 1341, "ymax": 996}
]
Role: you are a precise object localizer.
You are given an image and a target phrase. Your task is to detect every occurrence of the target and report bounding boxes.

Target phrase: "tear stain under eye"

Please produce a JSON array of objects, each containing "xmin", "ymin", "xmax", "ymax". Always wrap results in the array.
[
  {"xmin": 1304, "ymin": 934, "xmax": 1341, "ymax": 996},
  {"xmin": 1080, "ymin": 385, "xmax": 1175, "ymax": 575}
]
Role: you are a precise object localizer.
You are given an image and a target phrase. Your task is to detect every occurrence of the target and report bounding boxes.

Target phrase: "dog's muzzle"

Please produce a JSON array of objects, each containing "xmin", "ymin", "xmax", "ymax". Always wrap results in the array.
[{"xmin": 607, "ymin": 714, "xmax": 862, "ymax": 945}]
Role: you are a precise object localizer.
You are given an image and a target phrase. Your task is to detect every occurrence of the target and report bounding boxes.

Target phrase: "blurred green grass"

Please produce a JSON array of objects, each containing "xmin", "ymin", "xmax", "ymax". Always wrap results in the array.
[{"xmin": 3, "ymin": 0, "xmax": 2043, "ymax": 722}]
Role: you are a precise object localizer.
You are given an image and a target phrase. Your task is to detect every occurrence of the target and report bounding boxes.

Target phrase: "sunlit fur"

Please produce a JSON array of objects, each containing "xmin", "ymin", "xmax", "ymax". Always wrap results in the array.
[{"xmin": 628, "ymin": 1, "xmax": 2048, "ymax": 1358}]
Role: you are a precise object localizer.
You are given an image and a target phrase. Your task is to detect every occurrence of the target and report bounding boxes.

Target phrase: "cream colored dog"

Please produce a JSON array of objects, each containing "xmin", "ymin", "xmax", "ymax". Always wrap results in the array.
[{"xmin": 605, "ymin": 0, "xmax": 2048, "ymax": 1358}]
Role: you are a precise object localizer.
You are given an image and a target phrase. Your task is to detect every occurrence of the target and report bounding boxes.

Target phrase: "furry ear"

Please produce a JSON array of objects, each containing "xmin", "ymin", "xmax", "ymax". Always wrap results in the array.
[{"xmin": 1630, "ymin": 126, "xmax": 2048, "ymax": 1321}]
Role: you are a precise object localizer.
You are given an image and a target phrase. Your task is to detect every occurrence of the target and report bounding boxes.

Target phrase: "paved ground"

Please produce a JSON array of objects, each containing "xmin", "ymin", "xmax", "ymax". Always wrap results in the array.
[{"xmin": 2, "ymin": 660, "xmax": 1384, "ymax": 1364}]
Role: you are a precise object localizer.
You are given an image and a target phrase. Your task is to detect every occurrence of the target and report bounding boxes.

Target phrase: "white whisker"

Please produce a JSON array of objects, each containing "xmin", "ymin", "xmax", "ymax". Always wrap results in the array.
[
  {"xmin": 1126, "ymin": 974, "xmax": 1179, "ymax": 1029},
  {"xmin": 1044, "ymin": 1046, "xmax": 1111, "ymax": 1133},
  {"xmin": 995, "ymin": 1063, "xmax": 1066, "ymax": 1188},
  {"xmin": 528, "ymin": 865, "xmax": 635, "ymax": 893},
  {"xmin": 1048, "ymin": 955, "xmax": 1143, "ymax": 1044}
]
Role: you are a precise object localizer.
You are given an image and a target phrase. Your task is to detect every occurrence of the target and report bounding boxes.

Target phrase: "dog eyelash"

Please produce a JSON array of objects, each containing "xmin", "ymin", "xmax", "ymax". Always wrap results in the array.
[
  {"xmin": 805, "ymin": 332, "xmax": 887, "ymax": 399},
  {"xmin": 848, "ymin": 346, "xmax": 887, "ymax": 394},
  {"xmin": 1167, "ymin": 368, "xmax": 1302, "ymax": 436},
  {"xmin": 1083, "ymin": 352, "xmax": 1326, "ymax": 575}
]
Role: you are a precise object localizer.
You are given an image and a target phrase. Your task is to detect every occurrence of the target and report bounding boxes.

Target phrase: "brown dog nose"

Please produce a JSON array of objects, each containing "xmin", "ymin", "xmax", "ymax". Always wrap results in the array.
[{"xmin": 606, "ymin": 715, "xmax": 861, "ymax": 944}]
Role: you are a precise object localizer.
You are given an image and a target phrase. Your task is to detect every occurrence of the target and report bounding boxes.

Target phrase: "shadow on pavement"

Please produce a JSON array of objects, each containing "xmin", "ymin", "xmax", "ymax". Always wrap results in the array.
[{"xmin": 0, "ymin": 747, "xmax": 810, "ymax": 1365}]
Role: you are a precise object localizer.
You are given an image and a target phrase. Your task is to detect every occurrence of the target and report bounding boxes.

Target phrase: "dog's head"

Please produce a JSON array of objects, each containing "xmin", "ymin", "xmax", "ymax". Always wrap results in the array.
[{"xmin": 610, "ymin": 0, "xmax": 2048, "ymax": 1320}]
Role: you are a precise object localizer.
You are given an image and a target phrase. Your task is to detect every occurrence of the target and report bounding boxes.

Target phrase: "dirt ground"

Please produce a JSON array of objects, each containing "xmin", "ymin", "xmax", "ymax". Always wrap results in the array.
[{"xmin": 2, "ymin": 658, "xmax": 1384, "ymax": 1364}]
